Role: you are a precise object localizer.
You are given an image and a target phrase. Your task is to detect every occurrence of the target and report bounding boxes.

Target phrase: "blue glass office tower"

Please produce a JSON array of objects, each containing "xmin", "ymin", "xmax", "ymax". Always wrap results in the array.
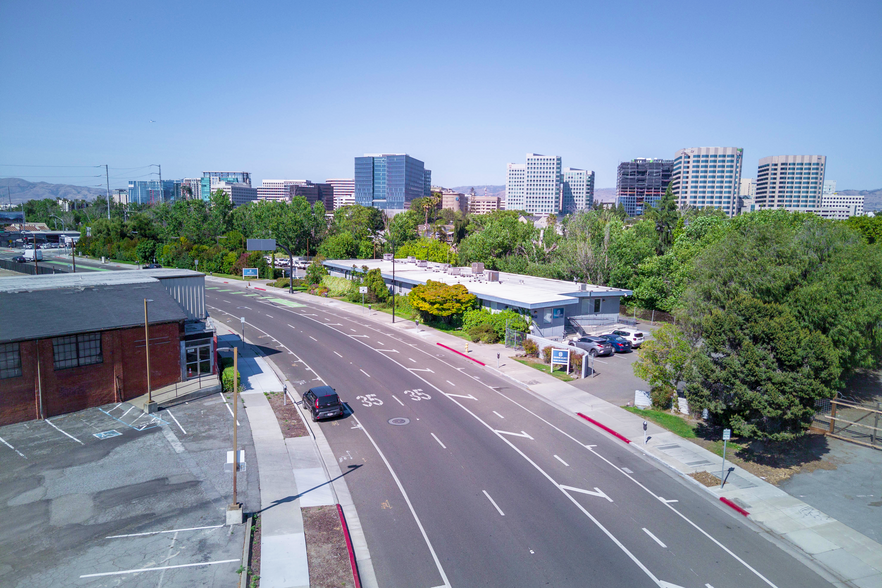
[
  {"xmin": 354, "ymin": 154, "xmax": 431, "ymax": 210},
  {"xmin": 127, "ymin": 180, "xmax": 182, "ymax": 205}
]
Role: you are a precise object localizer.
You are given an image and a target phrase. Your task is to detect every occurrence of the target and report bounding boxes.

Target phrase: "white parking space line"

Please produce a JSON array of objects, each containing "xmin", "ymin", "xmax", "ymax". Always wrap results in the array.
[
  {"xmin": 218, "ymin": 392, "xmax": 240, "ymax": 426},
  {"xmin": 360, "ymin": 369, "xmax": 371, "ymax": 378},
  {"xmin": 431, "ymin": 433, "xmax": 447, "ymax": 449},
  {"xmin": 0, "ymin": 435, "xmax": 26, "ymax": 459},
  {"xmin": 107, "ymin": 524, "xmax": 224, "ymax": 539},
  {"xmin": 483, "ymin": 490, "xmax": 505, "ymax": 516},
  {"xmin": 46, "ymin": 418, "xmax": 84, "ymax": 444},
  {"xmin": 492, "ymin": 411, "xmax": 505, "ymax": 419},
  {"xmin": 80, "ymin": 559, "xmax": 240, "ymax": 578},
  {"xmin": 643, "ymin": 528, "xmax": 667, "ymax": 548},
  {"xmin": 392, "ymin": 395, "xmax": 405, "ymax": 406},
  {"xmin": 554, "ymin": 454, "xmax": 569, "ymax": 467},
  {"xmin": 166, "ymin": 410, "xmax": 187, "ymax": 435}
]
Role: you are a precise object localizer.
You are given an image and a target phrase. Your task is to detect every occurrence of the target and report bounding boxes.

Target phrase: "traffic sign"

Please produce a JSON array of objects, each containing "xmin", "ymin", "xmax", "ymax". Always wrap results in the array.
[
  {"xmin": 247, "ymin": 238, "xmax": 276, "ymax": 251},
  {"xmin": 723, "ymin": 429, "xmax": 731, "ymax": 440}
]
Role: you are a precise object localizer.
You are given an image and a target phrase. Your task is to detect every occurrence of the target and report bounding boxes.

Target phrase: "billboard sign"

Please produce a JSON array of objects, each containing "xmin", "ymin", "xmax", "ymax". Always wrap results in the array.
[{"xmin": 247, "ymin": 238, "xmax": 276, "ymax": 251}]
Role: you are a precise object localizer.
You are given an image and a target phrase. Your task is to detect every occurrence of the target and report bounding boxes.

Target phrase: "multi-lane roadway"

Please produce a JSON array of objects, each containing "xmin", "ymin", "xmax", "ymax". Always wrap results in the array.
[{"xmin": 205, "ymin": 280, "xmax": 832, "ymax": 588}]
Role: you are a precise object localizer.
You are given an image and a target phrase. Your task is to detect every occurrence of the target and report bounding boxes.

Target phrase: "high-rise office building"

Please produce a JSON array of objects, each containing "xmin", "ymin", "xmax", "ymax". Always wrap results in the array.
[
  {"xmin": 326, "ymin": 179, "xmax": 355, "ymax": 209},
  {"xmin": 127, "ymin": 180, "xmax": 182, "ymax": 205},
  {"xmin": 354, "ymin": 154, "xmax": 431, "ymax": 210},
  {"xmin": 181, "ymin": 178, "xmax": 202, "ymax": 200},
  {"xmin": 440, "ymin": 189, "xmax": 468, "ymax": 214},
  {"xmin": 215, "ymin": 181, "xmax": 258, "ymax": 208},
  {"xmin": 561, "ymin": 168, "xmax": 595, "ymax": 214},
  {"xmin": 201, "ymin": 171, "xmax": 252, "ymax": 202},
  {"xmin": 671, "ymin": 147, "xmax": 744, "ymax": 217},
  {"xmin": 754, "ymin": 155, "xmax": 826, "ymax": 210},
  {"xmin": 615, "ymin": 158, "xmax": 673, "ymax": 217},
  {"xmin": 469, "ymin": 195, "xmax": 501, "ymax": 215},
  {"xmin": 506, "ymin": 154, "xmax": 562, "ymax": 215}
]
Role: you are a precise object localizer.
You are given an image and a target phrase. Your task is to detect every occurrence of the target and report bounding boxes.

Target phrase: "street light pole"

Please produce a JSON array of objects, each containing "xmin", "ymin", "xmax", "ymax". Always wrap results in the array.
[
  {"xmin": 392, "ymin": 240, "xmax": 396, "ymax": 323},
  {"xmin": 144, "ymin": 298, "xmax": 155, "ymax": 411}
]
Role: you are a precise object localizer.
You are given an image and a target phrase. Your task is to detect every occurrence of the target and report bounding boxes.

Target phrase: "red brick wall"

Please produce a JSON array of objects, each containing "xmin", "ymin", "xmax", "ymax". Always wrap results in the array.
[{"xmin": 0, "ymin": 322, "xmax": 182, "ymax": 426}]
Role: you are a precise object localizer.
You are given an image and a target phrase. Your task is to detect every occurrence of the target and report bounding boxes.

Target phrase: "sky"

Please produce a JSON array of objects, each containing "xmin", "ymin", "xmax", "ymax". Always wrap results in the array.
[{"xmin": 1, "ymin": 0, "xmax": 881, "ymax": 191}]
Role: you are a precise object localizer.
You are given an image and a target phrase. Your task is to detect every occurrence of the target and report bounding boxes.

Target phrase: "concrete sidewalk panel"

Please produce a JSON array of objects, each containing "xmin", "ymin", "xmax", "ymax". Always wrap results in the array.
[
  {"xmin": 294, "ymin": 467, "xmax": 336, "ymax": 507},
  {"xmin": 262, "ymin": 533, "xmax": 309, "ymax": 588}
]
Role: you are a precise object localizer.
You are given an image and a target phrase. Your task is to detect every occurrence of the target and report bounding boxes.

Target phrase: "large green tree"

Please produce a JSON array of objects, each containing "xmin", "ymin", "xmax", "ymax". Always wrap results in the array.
[{"xmin": 408, "ymin": 280, "xmax": 477, "ymax": 323}]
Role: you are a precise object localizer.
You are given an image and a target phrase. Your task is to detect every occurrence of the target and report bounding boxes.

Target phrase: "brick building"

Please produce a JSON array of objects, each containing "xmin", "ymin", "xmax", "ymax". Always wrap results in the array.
[{"xmin": 0, "ymin": 270, "xmax": 211, "ymax": 425}]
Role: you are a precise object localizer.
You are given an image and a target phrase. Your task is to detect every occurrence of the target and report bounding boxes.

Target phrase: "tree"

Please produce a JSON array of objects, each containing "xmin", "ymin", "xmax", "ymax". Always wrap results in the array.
[
  {"xmin": 305, "ymin": 256, "xmax": 328, "ymax": 285},
  {"xmin": 360, "ymin": 268, "xmax": 389, "ymax": 302},
  {"xmin": 135, "ymin": 239, "xmax": 157, "ymax": 264},
  {"xmin": 208, "ymin": 189, "xmax": 234, "ymax": 237},
  {"xmin": 632, "ymin": 324, "xmax": 693, "ymax": 409},
  {"xmin": 645, "ymin": 185, "xmax": 679, "ymax": 254},
  {"xmin": 408, "ymin": 280, "xmax": 476, "ymax": 323}
]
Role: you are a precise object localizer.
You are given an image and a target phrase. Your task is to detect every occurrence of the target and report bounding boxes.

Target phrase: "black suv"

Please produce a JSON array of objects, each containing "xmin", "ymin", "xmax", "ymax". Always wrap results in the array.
[{"xmin": 303, "ymin": 386, "xmax": 344, "ymax": 422}]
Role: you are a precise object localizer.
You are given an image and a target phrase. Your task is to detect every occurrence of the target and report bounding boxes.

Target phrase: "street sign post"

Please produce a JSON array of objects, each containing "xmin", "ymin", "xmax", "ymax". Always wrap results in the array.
[
  {"xmin": 243, "ymin": 268, "xmax": 258, "ymax": 279},
  {"xmin": 359, "ymin": 286, "xmax": 368, "ymax": 311},
  {"xmin": 551, "ymin": 348, "xmax": 570, "ymax": 374},
  {"xmin": 721, "ymin": 428, "xmax": 731, "ymax": 487}
]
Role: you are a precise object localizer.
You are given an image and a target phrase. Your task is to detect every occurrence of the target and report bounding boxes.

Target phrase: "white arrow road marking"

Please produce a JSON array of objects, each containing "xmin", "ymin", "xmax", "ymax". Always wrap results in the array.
[
  {"xmin": 659, "ymin": 497, "xmax": 679, "ymax": 504},
  {"xmin": 559, "ymin": 485, "xmax": 613, "ymax": 503},
  {"xmin": 495, "ymin": 429, "xmax": 533, "ymax": 440},
  {"xmin": 643, "ymin": 528, "xmax": 667, "ymax": 548},
  {"xmin": 658, "ymin": 583, "xmax": 687, "ymax": 588},
  {"xmin": 447, "ymin": 393, "xmax": 477, "ymax": 400},
  {"xmin": 483, "ymin": 490, "xmax": 505, "ymax": 516}
]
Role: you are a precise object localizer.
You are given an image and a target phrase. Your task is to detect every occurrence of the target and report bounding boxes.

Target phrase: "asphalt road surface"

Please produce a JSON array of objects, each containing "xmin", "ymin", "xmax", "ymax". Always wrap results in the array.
[{"xmin": 205, "ymin": 282, "xmax": 833, "ymax": 588}]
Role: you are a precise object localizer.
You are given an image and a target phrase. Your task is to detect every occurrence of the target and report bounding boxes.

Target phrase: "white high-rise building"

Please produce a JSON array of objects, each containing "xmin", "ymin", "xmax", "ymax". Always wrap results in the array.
[
  {"xmin": 755, "ymin": 155, "xmax": 826, "ymax": 210},
  {"xmin": 561, "ymin": 168, "xmax": 595, "ymax": 214},
  {"xmin": 506, "ymin": 154, "xmax": 562, "ymax": 215},
  {"xmin": 326, "ymin": 179, "xmax": 355, "ymax": 209},
  {"xmin": 823, "ymin": 180, "xmax": 837, "ymax": 195},
  {"xmin": 671, "ymin": 147, "xmax": 744, "ymax": 217}
]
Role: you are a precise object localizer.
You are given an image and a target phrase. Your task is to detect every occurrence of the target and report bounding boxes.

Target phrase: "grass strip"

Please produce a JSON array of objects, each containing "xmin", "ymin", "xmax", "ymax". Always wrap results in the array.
[{"xmin": 623, "ymin": 406, "xmax": 697, "ymax": 438}]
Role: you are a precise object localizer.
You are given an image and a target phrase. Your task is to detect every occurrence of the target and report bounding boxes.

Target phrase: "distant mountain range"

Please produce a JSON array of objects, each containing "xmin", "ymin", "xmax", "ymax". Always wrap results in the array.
[
  {"xmin": 839, "ymin": 189, "xmax": 882, "ymax": 212},
  {"xmin": 0, "ymin": 178, "xmax": 104, "ymax": 204}
]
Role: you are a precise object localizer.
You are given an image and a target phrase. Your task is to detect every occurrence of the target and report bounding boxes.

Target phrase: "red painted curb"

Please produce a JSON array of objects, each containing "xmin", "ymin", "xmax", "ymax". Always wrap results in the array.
[
  {"xmin": 720, "ymin": 497, "xmax": 750, "ymax": 516},
  {"xmin": 576, "ymin": 413, "xmax": 631, "ymax": 444},
  {"xmin": 255, "ymin": 287, "xmax": 266, "ymax": 291},
  {"xmin": 337, "ymin": 504, "xmax": 362, "ymax": 588},
  {"xmin": 436, "ymin": 342, "xmax": 486, "ymax": 366}
]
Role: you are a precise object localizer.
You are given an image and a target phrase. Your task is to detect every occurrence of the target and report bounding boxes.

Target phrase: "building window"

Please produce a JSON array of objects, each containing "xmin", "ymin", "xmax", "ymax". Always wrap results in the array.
[
  {"xmin": 0, "ymin": 342, "xmax": 22, "ymax": 379},
  {"xmin": 594, "ymin": 299, "xmax": 602, "ymax": 313},
  {"xmin": 53, "ymin": 333, "xmax": 103, "ymax": 370}
]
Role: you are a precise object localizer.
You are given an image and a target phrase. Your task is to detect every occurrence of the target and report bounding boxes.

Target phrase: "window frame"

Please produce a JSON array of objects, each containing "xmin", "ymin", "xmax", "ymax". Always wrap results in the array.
[
  {"xmin": 53, "ymin": 332, "xmax": 103, "ymax": 370},
  {"xmin": 0, "ymin": 342, "xmax": 22, "ymax": 379}
]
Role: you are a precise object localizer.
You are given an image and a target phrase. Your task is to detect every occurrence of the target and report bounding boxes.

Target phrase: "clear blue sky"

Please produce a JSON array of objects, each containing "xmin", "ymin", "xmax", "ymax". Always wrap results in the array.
[{"xmin": 1, "ymin": 0, "xmax": 880, "ymax": 191}]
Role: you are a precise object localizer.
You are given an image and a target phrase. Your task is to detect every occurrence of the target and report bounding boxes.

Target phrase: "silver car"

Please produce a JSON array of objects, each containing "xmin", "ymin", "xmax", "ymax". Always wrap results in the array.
[{"xmin": 568, "ymin": 336, "xmax": 614, "ymax": 357}]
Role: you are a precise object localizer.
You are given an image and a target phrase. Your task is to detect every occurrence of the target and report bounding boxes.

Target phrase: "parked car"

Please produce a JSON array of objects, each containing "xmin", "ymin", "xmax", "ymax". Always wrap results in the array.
[
  {"xmin": 142, "ymin": 263, "xmax": 163, "ymax": 269},
  {"xmin": 11, "ymin": 255, "xmax": 26, "ymax": 263},
  {"xmin": 611, "ymin": 328, "xmax": 645, "ymax": 348},
  {"xmin": 569, "ymin": 336, "xmax": 614, "ymax": 357},
  {"xmin": 302, "ymin": 385, "xmax": 344, "ymax": 422},
  {"xmin": 598, "ymin": 334, "xmax": 632, "ymax": 353}
]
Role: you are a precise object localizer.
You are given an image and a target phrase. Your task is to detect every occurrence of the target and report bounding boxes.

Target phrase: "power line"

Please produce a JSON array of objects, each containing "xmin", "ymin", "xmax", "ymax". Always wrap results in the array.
[
  {"xmin": 1, "ymin": 174, "xmax": 104, "ymax": 178},
  {"xmin": 0, "ymin": 164, "xmax": 103, "ymax": 168}
]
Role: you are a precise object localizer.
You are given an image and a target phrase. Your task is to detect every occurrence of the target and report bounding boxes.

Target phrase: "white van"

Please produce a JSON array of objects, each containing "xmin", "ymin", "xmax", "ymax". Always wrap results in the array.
[{"xmin": 23, "ymin": 249, "xmax": 43, "ymax": 262}]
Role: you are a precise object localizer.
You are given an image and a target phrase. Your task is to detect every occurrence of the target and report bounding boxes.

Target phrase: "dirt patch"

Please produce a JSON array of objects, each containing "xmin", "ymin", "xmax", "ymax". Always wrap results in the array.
[
  {"xmin": 246, "ymin": 514, "xmax": 261, "ymax": 587},
  {"xmin": 689, "ymin": 429, "xmax": 838, "ymax": 486},
  {"xmin": 266, "ymin": 392, "xmax": 309, "ymax": 438},
  {"xmin": 303, "ymin": 505, "xmax": 354, "ymax": 588},
  {"xmin": 689, "ymin": 471, "xmax": 720, "ymax": 487}
]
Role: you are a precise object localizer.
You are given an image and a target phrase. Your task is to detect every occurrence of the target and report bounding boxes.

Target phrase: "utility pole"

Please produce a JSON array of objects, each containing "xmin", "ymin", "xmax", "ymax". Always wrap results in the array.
[{"xmin": 105, "ymin": 165, "xmax": 111, "ymax": 220}]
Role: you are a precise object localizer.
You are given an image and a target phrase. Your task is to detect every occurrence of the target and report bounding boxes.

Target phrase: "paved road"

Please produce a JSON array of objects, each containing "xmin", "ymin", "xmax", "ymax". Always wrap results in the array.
[
  {"xmin": 0, "ymin": 247, "xmax": 128, "ymax": 273},
  {"xmin": 205, "ymin": 282, "xmax": 833, "ymax": 588}
]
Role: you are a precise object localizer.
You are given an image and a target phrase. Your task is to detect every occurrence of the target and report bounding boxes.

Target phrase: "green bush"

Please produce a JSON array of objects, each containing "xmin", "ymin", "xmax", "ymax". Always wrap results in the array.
[
  {"xmin": 467, "ymin": 323, "xmax": 499, "ymax": 343},
  {"xmin": 462, "ymin": 308, "xmax": 530, "ymax": 340},
  {"xmin": 523, "ymin": 338, "xmax": 539, "ymax": 357},
  {"xmin": 310, "ymin": 284, "xmax": 330, "ymax": 297},
  {"xmin": 221, "ymin": 363, "xmax": 242, "ymax": 392},
  {"xmin": 542, "ymin": 346, "xmax": 552, "ymax": 364},
  {"xmin": 571, "ymin": 351, "xmax": 583, "ymax": 375},
  {"xmin": 322, "ymin": 275, "xmax": 352, "ymax": 297},
  {"xmin": 271, "ymin": 277, "xmax": 307, "ymax": 290}
]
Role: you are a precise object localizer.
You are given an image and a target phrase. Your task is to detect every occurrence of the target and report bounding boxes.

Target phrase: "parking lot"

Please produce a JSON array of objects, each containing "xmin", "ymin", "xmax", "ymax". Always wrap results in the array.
[{"xmin": 0, "ymin": 393, "xmax": 258, "ymax": 587}]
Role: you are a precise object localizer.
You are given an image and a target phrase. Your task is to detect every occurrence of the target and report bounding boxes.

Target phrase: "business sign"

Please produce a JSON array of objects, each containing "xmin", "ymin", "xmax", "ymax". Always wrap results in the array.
[
  {"xmin": 359, "ymin": 286, "xmax": 368, "ymax": 294},
  {"xmin": 243, "ymin": 268, "xmax": 258, "ymax": 278},
  {"xmin": 551, "ymin": 348, "xmax": 570, "ymax": 366},
  {"xmin": 247, "ymin": 238, "xmax": 276, "ymax": 251}
]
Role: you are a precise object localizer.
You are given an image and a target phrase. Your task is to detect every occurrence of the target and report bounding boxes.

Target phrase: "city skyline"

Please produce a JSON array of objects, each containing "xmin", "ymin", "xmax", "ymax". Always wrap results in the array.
[{"xmin": 1, "ymin": 1, "xmax": 880, "ymax": 191}]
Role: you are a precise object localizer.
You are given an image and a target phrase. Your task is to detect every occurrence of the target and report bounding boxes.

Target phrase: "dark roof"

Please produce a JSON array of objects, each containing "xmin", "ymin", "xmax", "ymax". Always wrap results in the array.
[{"xmin": 0, "ymin": 281, "xmax": 188, "ymax": 344}]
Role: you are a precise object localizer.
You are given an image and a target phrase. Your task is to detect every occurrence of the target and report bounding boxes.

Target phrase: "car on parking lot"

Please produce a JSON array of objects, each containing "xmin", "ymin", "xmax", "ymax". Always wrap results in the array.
[
  {"xmin": 611, "ymin": 328, "xmax": 645, "ymax": 348},
  {"xmin": 568, "ymin": 336, "xmax": 614, "ymax": 357},
  {"xmin": 302, "ymin": 385, "xmax": 344, "ymax": 421},
  {"xmin": 11, "ymin": 255, "xmax": 26, "ymax": 263},
  {"xmin": 598, "ymin": 334, "xmax": 632, "ymax": 353},
  {"xmin": 142, "ymin": 263, "xmax": 163, "ymax": 269}
]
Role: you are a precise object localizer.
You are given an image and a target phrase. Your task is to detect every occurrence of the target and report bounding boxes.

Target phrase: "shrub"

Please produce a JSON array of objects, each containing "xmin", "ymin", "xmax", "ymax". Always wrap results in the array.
[
  {"xmin": 523, "ymin": 338, "xmax": 539, "ymax": 357},
  {"xmin": 571, "ymin": 351, "xmax": 583, "ymax": 376},
  {"xmin": 271, "ymin": 277, "xmax": 307, "ymax": 289},
  {"xmin": 462, "ymin": 308, "xmax": 530, "ymax": 340},
  {"xmin": 221, "ymin": 363, "xmax": 241, "ymax": 393},
  {"xmin": 309, "ymin": 285, "xmax": 330, "ymax": 297},
  {"xmin": 651, "ymin": 386, "xmax": 676, "ymax": 411},
  {"xmin": 467, "ymin": 324, "xmax": 499, "ymax": 343},
  {"xmin": 542, "ymin": 346, "xmax": 552, "ymax": 364},
  {"xmin": 322, "ymin": 276, "xmax": 352, "ymax": 297}
]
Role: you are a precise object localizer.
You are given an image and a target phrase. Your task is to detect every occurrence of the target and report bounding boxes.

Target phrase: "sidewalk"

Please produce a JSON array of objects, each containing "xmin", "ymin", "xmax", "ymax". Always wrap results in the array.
[{"xmin": 249, "ymin": 282, "xmax": 882, "ymax": 588}]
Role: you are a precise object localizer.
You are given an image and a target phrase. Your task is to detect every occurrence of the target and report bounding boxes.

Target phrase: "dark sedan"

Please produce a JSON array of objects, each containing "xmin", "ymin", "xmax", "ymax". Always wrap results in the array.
[
  {"xmin": 568, "ymin": 336, "xmax": 614, "ymax": 357},
  {"xmin": 11, "ymin": 255, "xmax": 26, "ymax": 263},
  {"xmin": 598, "ymin": 334, "xmax": 632, "ymax": 353}
]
